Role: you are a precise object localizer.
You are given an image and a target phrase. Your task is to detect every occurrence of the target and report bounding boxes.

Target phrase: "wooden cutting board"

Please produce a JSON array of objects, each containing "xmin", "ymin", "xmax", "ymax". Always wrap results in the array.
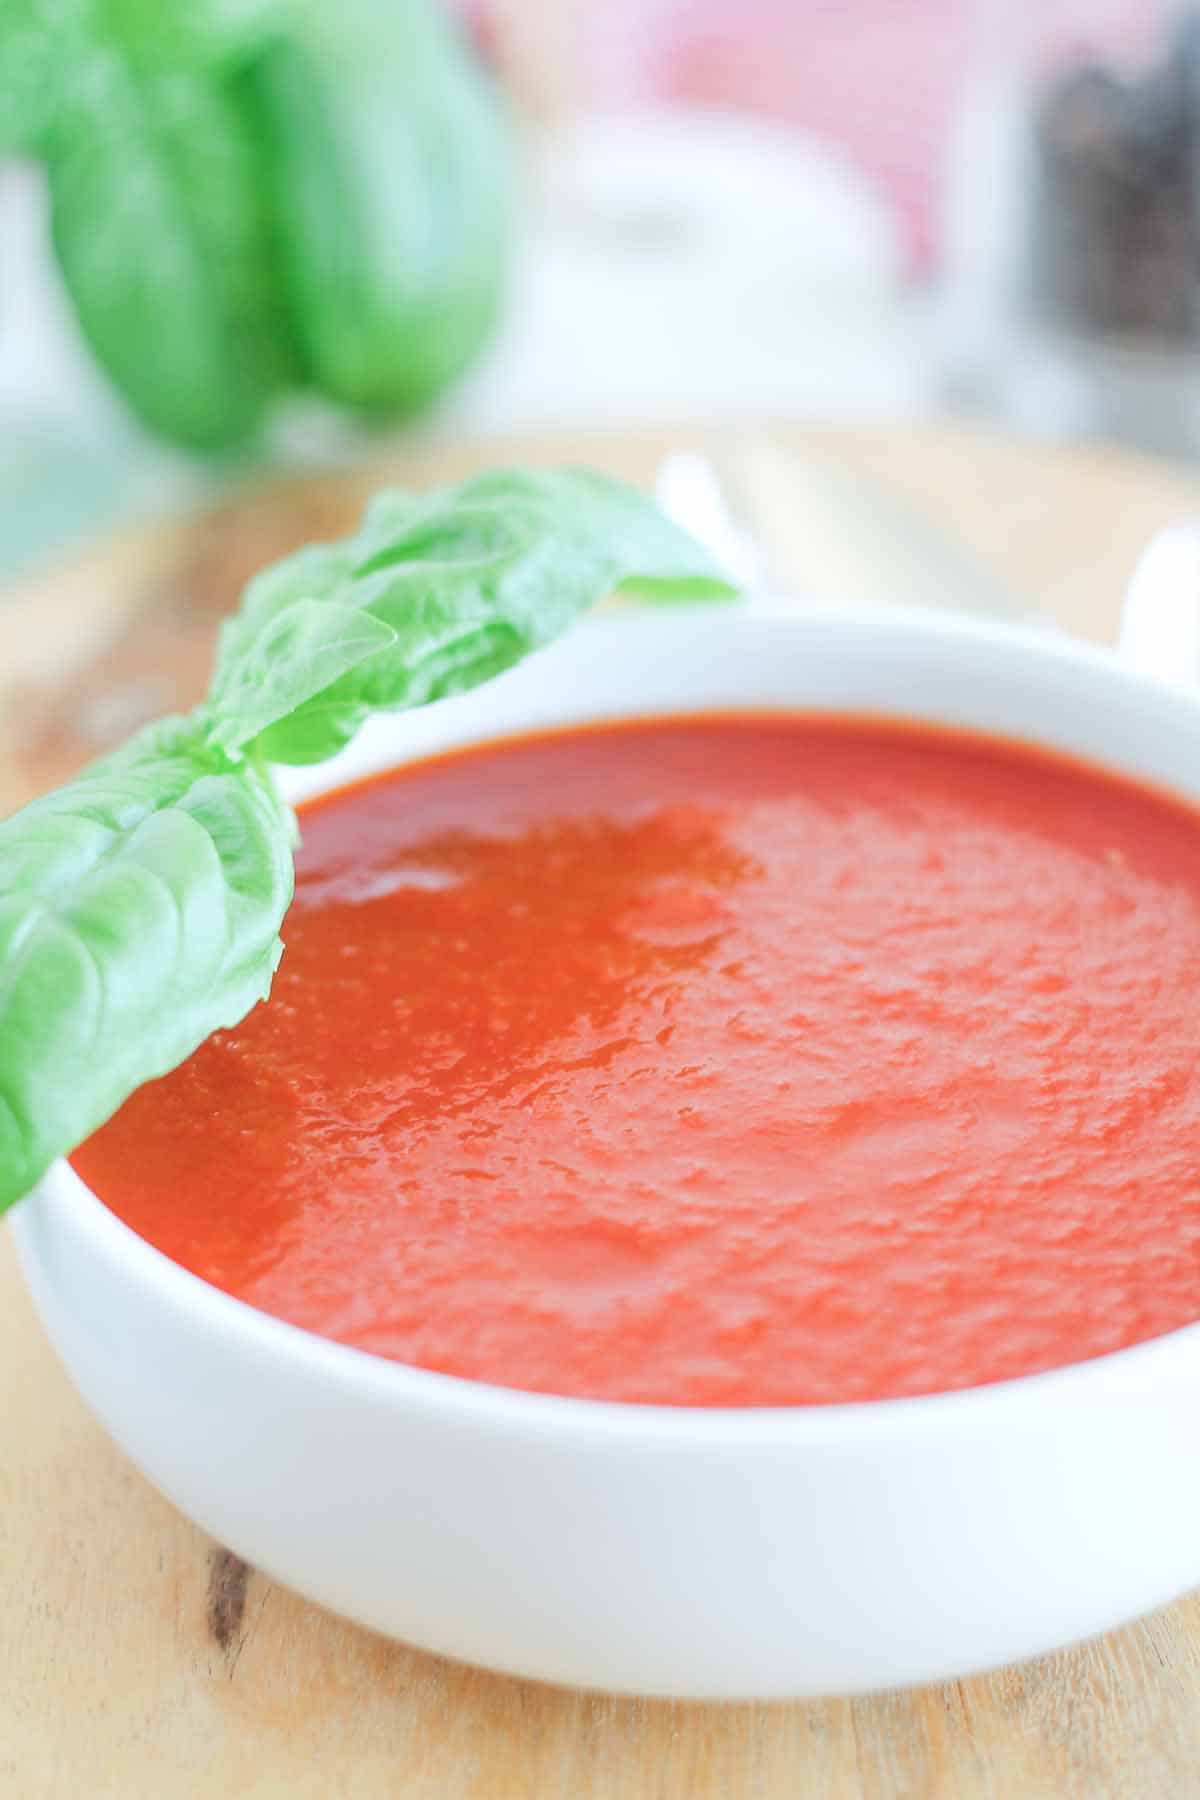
[{"xmin": 5, "ymin": 423, "xmax": 1200, "ymax": 1798}]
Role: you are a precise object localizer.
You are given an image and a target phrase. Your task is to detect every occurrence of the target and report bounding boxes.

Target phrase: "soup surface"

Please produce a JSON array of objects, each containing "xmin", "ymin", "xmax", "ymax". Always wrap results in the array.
[{"xmin": 75, "ymin": 715, "xmax": 1200, "ymax": 1405}]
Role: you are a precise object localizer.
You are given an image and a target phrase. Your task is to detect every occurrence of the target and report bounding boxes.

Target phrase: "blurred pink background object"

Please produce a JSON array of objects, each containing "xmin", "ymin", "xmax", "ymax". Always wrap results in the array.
[{"xmin": 473, "ymin": 0, "xmax": 971, "ymax": 272}]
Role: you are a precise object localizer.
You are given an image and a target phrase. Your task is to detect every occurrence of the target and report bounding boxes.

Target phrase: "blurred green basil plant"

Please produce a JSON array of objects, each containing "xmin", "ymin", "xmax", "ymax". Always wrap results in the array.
[{"xmin": 0, "ymin": 0, "xmax": 513, "ymax": 451}]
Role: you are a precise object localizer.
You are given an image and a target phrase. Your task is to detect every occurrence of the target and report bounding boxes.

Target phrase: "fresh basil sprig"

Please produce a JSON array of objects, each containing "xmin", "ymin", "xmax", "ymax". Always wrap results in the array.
[
  {"xmin": 0, "ymin": 469, "xmax": 735, "ymax": 1211},
  {"xmin": 207, "ymin": 468, "xmax": 734, "ymax": 764},
  {"xmin": 2, "ymin": 0, "xmax": 513, "ymax": 448}
]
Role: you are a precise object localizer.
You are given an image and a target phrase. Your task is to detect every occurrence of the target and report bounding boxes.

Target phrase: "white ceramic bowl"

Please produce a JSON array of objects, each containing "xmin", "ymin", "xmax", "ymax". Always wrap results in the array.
[{"xmin": 14, "ymin": 604, "xmax": 1200, "ymax": 1700}]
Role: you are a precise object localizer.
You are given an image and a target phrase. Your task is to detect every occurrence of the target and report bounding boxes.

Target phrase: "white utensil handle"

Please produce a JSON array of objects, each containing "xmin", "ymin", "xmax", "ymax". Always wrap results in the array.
[{"xmin": 1116, "ymin": 524, "xmax": 1200, "ymax": 684}]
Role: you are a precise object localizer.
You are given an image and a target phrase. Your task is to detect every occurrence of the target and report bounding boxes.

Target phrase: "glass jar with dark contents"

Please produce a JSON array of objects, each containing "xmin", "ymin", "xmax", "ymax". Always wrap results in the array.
[{"xmin": 939, "ymin": 1, "xmax": 1200, "ymax": 456}]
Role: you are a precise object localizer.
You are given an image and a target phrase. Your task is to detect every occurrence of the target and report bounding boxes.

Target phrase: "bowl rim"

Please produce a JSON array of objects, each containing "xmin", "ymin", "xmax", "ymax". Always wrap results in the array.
[{"xmin": 22, "ymin": 597, "xmax": 1200, "ymax": 1448}]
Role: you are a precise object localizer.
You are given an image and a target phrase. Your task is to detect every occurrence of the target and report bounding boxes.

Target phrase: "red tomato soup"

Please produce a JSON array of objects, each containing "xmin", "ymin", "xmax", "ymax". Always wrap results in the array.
[{"xmin": 74, "ymin": 716, "xmax": 1200, "ymax": 1405}]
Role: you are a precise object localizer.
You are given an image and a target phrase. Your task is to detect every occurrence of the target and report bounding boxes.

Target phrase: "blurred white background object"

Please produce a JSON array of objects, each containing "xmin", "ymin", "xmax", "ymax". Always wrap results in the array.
[{"xmin": 450, "ymin": 109, "xmax": 924, "ymax": 430}]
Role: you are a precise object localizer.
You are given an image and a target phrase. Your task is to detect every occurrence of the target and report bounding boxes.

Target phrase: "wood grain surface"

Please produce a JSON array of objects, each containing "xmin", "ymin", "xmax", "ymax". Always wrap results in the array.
[{"xmin": 4, "ymin": 424, "xmax": 1200, "ymax": 1797}]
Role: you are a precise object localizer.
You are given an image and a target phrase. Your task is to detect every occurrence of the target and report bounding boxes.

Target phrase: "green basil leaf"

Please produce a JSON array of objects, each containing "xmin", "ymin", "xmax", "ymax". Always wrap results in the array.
[
  {"xmin": 210, "ymin": 467, "xmax": 738, "ymax": 765},
  {"xmin": 44, "ymin": 43, "xmax": 293, "ymax": 450},
  {"xmin": 236, "ymin": 0, "xmax": 512, "ymax": 418},
  {"xmin": 223, "ymin": 537, "xmax": 360, "ymax": 640},
  {"xmin": 207, "ymin": 597, "xmax": 398, "ymax": 757},
  {"xmin": 0, "ymin": 0, "xmax": 85, "ymax": 153},
  {"xmin": 95, "ymin": 0, "xmax": 286, "ymax": 67},
  {"xmin": 0, "ymin": 720, "xmax": 293, "ymax": 1211}
]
